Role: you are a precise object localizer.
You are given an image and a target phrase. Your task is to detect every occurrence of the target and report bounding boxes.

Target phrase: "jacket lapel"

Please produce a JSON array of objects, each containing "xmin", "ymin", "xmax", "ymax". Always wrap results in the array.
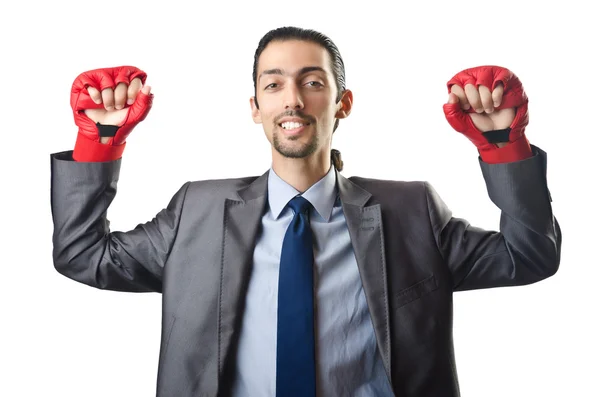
[
  {"xmin": 337, "ymin": 172, "xmax": 392, "ymax": 378},
  {"xmin": 218, "ymin": 171, "xmax": 269, "ymax": 383}
]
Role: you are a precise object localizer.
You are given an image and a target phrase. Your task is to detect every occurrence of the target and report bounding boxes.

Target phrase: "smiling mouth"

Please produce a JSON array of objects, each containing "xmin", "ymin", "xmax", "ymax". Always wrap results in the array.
[
  {"xmin": 277, "ymin": 122, "xmax": 310, "ymax": 137},
  {"xmin": 279, "ymin": 121, "xmax": 310, "ymax": 130}
]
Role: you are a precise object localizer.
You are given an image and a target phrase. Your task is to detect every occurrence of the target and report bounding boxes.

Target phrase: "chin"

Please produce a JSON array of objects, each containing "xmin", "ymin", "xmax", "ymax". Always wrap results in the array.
[{"xmin": 273, "ymin": 139, "xmax": 318, "ymax": 159}]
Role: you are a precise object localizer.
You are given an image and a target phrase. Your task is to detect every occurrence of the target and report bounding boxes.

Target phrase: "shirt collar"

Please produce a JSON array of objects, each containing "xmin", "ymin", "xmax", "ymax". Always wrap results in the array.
[{"xmin": 267, "ymin": 165, "xmax": 338, "ymax": 222}]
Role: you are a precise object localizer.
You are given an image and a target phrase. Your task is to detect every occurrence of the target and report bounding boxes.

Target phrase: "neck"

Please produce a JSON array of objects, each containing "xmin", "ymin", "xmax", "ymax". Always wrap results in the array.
[{"xmin": 271, "ymin": 150, "xmax": 331, "ymax": 193}]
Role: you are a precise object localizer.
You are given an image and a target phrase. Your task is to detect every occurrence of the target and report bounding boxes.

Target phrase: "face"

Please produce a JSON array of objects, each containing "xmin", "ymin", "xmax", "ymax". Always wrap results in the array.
[{"xmin": 251, "ymin": 40, "xmax": 351, "ymax": 160}]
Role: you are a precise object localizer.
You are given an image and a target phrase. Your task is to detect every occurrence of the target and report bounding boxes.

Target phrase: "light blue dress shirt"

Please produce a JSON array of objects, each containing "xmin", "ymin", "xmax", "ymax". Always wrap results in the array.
[{"xmin": 231, "ymin": 166, "xmax": 394, "ymax": 396}]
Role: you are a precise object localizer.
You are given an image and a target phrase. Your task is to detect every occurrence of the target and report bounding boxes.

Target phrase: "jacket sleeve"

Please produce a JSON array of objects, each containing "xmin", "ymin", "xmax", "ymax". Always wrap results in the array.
[
  {"xmin": 50, "ymin": 150, "xmax": 190, "ymax": 292},
  {"xmin": 425, "ymin": 145, "xmax": 561, "ymax": 291}
]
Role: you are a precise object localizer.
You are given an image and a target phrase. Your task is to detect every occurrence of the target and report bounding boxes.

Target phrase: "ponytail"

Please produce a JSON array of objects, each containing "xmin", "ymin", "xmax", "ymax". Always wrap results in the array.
[{"xmin": 331, "ymin": 149, "xmax": 343, "ymax": 172}]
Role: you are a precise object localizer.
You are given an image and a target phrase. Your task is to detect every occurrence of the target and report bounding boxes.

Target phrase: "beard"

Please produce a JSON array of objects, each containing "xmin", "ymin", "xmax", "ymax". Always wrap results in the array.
[{"xmin": 272, "ymin": 127, "xmax": 319, "ymax": 158}]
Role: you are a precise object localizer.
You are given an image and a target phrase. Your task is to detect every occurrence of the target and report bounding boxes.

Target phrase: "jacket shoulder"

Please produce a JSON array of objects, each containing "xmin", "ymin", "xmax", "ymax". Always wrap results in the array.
[
  {"xmin": 184, "ymin": 175, "xmax": 262, "ymax": 199},
  {"xmin": 347, "ymin": 175, "xmax": 430, "ymax": 198},
  {"xmin": 346, "ymin": 176, "xmax": 440, "ymax": 224}
]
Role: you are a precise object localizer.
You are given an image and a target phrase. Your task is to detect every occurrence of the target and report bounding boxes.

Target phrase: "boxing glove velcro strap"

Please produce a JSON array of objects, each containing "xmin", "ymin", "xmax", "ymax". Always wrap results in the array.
[
  {"xmin": 96, "ymin": 123, "xmax": 120, "ymax": 137},
  {"xmin": 482, "ymin": 128, "xmax": 510, "ymax": 144}
]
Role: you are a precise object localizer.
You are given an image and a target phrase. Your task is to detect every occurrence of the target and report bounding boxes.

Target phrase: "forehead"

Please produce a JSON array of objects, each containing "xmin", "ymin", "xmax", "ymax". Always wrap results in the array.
[{"xmin": 257, "ymin": 40, "xmax": 332, "ymax": 77}]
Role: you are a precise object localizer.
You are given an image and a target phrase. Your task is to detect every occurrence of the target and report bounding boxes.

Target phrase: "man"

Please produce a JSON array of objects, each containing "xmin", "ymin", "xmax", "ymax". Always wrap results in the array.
[{"xmin": 50, "ymin": 26, "xmax": 561, "ymax": 396}]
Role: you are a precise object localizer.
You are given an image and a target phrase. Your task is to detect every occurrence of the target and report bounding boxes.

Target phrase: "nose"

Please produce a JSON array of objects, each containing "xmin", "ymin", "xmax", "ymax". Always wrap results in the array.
[{"xmin": 283, "ymin": 84, "xmax": 304, "ymax": 109}]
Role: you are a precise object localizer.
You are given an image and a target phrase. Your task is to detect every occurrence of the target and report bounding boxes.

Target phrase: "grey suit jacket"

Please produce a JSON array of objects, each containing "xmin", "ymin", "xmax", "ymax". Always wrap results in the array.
[{"xmin": 50, "ymin": 146, "xmax": 561, "ymax": 397}]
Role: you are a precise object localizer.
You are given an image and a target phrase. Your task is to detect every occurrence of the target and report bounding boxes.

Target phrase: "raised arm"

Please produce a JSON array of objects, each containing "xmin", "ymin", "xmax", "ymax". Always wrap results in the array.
[{"xmin": 50, "ymin": 66, "xmax": 186, "ymax": 292}]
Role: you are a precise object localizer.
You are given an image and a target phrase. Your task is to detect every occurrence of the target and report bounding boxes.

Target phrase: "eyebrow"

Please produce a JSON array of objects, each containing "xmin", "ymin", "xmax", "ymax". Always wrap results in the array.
[{"xmin": 258, "ymin": 66, "xmax": 327, "ymax": 81}]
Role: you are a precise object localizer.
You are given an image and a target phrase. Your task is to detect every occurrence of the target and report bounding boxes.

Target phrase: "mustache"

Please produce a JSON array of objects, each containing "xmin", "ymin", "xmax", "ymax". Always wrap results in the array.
[{"xmin": 274, "ymin": 110, "xmax": 315, "ymax": 125}]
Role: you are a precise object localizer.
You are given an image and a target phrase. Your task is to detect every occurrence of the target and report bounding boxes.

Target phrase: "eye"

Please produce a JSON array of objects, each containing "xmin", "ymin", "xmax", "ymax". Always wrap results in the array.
[
  {"xmin": 264, "ymin": 83, "xmax": 278, "ymax": 90},
  {"xmin": 306, "ymin": 81, "xmax": 323, "ymax": 87}
]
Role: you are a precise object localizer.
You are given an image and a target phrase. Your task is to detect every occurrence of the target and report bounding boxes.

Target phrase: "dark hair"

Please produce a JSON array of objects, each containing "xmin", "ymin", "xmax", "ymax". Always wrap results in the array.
[{"xmin": 252, "ymin": 26, "xmax": 347, "ymax": 133}]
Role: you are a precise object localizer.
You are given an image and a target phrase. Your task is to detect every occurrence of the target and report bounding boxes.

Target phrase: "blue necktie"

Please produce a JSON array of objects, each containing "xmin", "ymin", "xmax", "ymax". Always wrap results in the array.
[{"xmin": 276, "ymin": 196, "xmax": 316, "ymax": 397}]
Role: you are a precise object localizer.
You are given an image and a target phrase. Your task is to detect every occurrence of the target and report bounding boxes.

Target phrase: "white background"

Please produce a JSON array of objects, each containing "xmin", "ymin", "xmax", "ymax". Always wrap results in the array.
[{"xmin": 1, "ymin": 0, "xmax": 598, "ymax": 396}]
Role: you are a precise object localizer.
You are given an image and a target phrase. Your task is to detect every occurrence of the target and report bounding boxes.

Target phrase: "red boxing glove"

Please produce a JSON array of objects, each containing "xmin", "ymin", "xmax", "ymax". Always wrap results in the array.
[
  {"xmin": 71, "ymin": 66, "xmax": 153, "ymax": 162},
  {"xmin": 443, "ymin": 66, "xmax": 531, "ymax": 163}
]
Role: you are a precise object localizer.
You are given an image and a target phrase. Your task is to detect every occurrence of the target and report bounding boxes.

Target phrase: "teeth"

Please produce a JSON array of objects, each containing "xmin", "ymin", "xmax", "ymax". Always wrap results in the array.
[{"xmin": 281, "ymin": 121, "xmax": 306, "ymax": 130}]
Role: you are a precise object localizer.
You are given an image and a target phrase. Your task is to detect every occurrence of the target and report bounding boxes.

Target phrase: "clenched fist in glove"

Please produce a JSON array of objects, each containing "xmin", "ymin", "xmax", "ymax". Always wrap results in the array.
[
  {"xmin": 443, "ymin": 66, "xmax": 532, "ymax": 163},
  {"xmin": 71, "ymin": 66, "xmax": 153, "ymax": 162}
]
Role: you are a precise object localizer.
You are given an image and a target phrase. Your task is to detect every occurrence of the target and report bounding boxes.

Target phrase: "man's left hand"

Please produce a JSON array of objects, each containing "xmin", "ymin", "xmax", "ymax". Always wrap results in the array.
[{"xmin": 443, "ymin": 66, "xmax": 529, "ymax": 151}]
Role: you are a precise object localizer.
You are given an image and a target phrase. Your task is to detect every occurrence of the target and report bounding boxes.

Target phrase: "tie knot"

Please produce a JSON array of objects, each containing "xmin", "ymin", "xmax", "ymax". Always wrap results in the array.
[{"xmin": 288, "ymin": 196, "xmax": 312, "ymax": 215}]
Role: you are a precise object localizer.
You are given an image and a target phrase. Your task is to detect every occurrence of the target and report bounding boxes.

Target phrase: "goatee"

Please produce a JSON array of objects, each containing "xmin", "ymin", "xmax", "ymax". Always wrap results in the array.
[{"xmin": 273, "ymin": 131, "xmax": 319, "ymax": 158}]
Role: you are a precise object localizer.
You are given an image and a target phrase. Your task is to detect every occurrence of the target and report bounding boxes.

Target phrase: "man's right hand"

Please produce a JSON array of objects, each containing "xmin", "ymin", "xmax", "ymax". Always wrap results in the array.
[{"xmin": 71, "ymin": 66, "xmax": 153, "ymax": 162}]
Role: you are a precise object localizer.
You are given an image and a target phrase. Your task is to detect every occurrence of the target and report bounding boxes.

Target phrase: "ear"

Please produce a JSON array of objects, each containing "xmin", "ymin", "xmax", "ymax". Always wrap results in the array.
[
  {"xmin": 335, "ymin": 89, "xmax": 353, "ymax": 119},
  {"xmin": 250, "ymin": 96, "xmax": 262, "ymax": 124}
]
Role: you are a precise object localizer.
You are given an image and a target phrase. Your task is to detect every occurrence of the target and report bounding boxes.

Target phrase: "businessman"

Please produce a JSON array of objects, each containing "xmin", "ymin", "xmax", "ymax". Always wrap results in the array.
[{"xmin": 50, "ymin": 26, "xmax": 561, "ymax": 396}]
